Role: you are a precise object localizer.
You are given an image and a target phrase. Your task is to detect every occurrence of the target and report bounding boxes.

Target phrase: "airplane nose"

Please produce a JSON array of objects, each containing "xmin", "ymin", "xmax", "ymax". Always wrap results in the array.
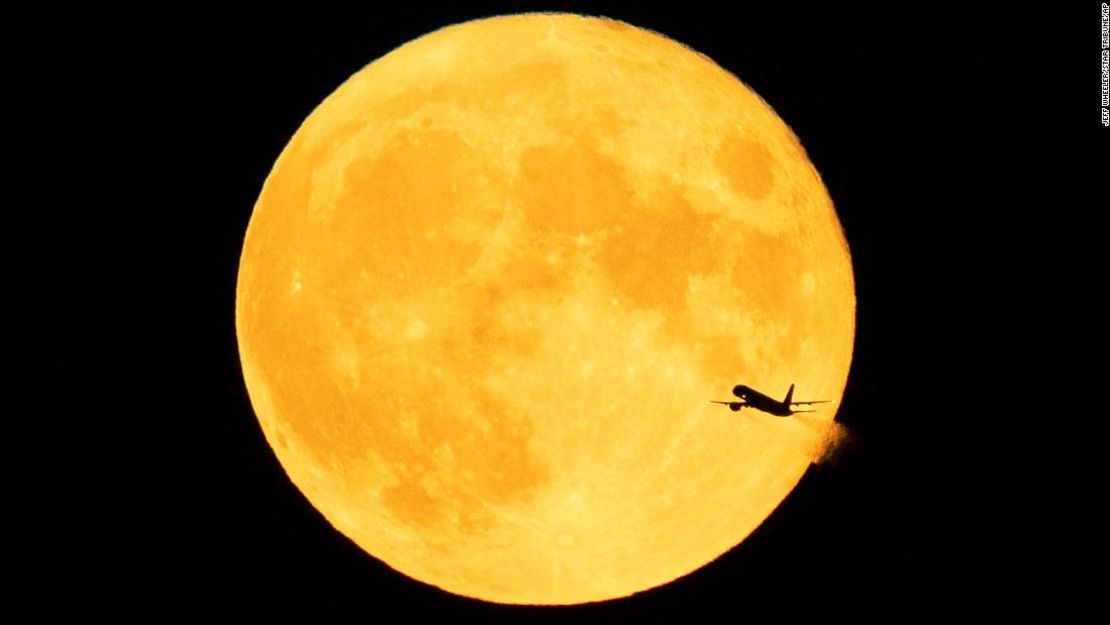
[{"xmin": 732, "ymin": 385, "xmax": 745, "ymax": 398}]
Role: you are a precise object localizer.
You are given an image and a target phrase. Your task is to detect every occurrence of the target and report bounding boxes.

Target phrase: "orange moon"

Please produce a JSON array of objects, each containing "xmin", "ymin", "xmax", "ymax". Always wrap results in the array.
[{"xmin": 236, "ymin": 13, "xmax": 854, "ymax": 605}]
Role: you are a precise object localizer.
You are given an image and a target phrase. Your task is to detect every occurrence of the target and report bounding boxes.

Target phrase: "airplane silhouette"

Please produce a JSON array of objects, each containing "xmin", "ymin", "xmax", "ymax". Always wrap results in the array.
[{"xmin": 710, "ymin": 384, "xmax": 829, "ymax": 417}]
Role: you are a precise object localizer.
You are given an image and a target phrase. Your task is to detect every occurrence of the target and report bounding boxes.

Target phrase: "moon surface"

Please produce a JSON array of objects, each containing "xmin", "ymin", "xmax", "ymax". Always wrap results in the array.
[{"xmin": 236, "ymin": 13, "xmax": 854, "ymax": 605}]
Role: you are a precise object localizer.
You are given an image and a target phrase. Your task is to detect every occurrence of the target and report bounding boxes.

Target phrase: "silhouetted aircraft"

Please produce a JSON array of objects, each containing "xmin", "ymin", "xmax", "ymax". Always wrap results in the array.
[{"xmin": 710, "ymin": 384, "xmax": 829, "ymax": 417}]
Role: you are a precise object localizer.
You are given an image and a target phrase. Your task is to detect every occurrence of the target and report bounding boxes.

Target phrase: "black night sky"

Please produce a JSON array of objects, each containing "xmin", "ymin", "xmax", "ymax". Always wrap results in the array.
[{"xmin": 22, "ymin": 2, "xmax": 1103, "ymax": 621}]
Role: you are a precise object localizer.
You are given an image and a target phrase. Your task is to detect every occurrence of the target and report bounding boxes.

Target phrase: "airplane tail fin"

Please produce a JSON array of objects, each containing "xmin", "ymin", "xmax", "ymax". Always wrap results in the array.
[{"xmin": 783, "ymin": 383, "xmax": 795, "ymax": 405}]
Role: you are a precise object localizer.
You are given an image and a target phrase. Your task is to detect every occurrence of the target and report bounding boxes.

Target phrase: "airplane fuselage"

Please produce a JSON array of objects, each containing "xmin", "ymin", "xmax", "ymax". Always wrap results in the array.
[
  {"xmin": 732, "ymin": 385, "xmax": 795, "ymax": 416},
  {"xmin": 711, "ymin": 383, "xmax": 827, "ymax": 416}
]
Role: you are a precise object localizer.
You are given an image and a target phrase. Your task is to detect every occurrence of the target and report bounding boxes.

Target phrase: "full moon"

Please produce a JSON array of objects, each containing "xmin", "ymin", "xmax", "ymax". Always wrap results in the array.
[{"xmin": 236, "ymin": 13, "xmax": 854, "ymax": 605}]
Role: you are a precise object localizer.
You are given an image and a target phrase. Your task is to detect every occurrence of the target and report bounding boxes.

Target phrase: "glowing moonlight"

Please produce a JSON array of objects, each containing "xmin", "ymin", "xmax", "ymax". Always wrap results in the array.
[{"xmin": 236, "ymin": 14, "xmax": 854, "ymax": 605}]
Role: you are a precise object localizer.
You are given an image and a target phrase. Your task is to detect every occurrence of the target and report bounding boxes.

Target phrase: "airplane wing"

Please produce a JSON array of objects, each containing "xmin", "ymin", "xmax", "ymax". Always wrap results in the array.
[
  {"xmin": 790, "ymin": 400, "xmax": 831, "ymax": 405},
  {"xmin": 709, "ymin": 400, "xmax": 748, "ymax": 406}
]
